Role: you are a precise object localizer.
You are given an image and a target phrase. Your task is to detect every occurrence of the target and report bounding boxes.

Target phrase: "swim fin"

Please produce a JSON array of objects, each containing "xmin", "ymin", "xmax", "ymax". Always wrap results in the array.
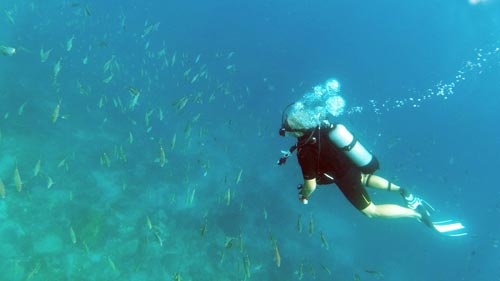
[
  {"xmin": 400, "ymin": 191, "xmax": 468, "ymax": 237},
  {"xmin": 431, "ymin": 219, "xmax": 468, "ymax": 237}
]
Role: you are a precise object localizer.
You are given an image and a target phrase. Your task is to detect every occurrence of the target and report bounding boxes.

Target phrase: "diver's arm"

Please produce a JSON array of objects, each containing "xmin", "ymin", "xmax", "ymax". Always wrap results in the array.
[{"xmin": 300, "ymin": 178, "xmax": 317, "ymax": 199}]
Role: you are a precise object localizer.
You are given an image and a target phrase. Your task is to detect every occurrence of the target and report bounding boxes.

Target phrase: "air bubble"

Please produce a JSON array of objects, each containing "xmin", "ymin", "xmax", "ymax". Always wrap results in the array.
[{"xmin": 351, "ymin": 46, "xmax": 500, "ymax": 115}]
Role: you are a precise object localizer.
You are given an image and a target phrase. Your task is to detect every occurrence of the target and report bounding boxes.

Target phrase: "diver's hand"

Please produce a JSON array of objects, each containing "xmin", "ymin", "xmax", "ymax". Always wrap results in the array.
[
  {"xmin": 0, "ymin": 46, "xmax": 16, "ymax": 56},
  {"xmin": 297, "ymin": 184, "xmax": 309, "ymax": 204}
]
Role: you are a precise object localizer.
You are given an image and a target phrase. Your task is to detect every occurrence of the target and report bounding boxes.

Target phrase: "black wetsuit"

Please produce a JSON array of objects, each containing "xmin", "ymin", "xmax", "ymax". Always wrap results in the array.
[{"xmin": 297, "ymin": 126, "xmax": 375, "ymax": 210}]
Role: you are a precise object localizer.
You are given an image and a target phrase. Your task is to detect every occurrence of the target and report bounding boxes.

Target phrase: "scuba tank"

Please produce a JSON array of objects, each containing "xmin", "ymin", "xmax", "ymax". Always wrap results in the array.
[{"xmin": 328, "ymin": 123, "xmax": 379, "ymax": 174}]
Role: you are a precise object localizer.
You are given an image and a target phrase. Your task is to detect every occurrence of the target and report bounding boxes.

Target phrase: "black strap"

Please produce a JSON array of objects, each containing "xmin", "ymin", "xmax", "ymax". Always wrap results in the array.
[
  {"xmin": 364, "ymin": 174, "xmax": 372, "ymax": 186},
  {"xmin": 342, "ymin": 138, "xmax": 357, "ymax": 152}
]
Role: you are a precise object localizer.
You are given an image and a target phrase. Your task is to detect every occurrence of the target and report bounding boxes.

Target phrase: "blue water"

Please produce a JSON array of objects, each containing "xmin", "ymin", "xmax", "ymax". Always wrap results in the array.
[{"xmin": 1, "ymin": 0, "xmax": 499, "ymax": 280}]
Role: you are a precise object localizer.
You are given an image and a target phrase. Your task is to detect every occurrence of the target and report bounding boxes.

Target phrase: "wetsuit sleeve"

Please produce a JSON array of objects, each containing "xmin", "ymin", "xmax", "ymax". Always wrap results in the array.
[{"xmin": 297, "ymin": 146, "xmax": 317, "ymax": 180}]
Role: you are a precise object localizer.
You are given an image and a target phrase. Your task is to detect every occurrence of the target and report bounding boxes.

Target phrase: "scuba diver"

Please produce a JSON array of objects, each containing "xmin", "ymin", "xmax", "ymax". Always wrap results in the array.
[{"xmin": 277, "ymin": 79, "xmax": 467, "ymax": 236}]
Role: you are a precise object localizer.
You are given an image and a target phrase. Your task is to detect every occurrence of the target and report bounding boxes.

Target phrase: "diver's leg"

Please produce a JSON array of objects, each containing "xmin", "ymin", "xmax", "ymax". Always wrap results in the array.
[
  {"xmin": 361, "ymin": 174, "xmax": 401, "ymax": 192},
  {"xmin": 339, "ymin": 169, "xmax": 423, "ymax": 222},
  {"xmin": 359, "ymin": 175, "xmax": 433, "ymax": 226},
  {"xmin": 361, "ymin": 202, "xmax": 421, "ymax": 220}
]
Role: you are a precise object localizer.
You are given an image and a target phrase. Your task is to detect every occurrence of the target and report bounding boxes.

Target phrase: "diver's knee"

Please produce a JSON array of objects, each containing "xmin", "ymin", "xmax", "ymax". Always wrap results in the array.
[
  {"xmin": 360, "ymin": 173, "xmax": 370, "ymax": 186},
  {"xmin": 360, "ymin": 203, "xmax": 378, "ymax": 218}
]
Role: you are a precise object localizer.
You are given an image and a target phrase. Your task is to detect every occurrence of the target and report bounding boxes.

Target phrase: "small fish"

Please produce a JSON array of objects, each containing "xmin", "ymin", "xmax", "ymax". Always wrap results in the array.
[
  {"xmin": 158, "ymin": 48, "xmax": 166, "ymax": 57},
  {"xmin": 320, "ymin": 232, "xmax": 329, "ymax": 250},
  {"xmin": 146, "ymin": 216, "xmax": 152, "ymax": 230},
  {"xmin": 187, "ymin": 188, "xmax": 196, "ymax": 205},
  {"xmin": 190, "ymin": 73, "xmax": 200, "ymax": 84},
  {"xmin": 13, "ymin": 166, "xmax": 22, "ymax": 192},
  {"xmin": 170, "ymin": 133, "xmax": 176, "ymax": 150},
  {"xmin": 128, "ymin": 131, "xmax": 134, "ymax": 144},
  {"xmin": 158, "ymin": 108, "xmax": 164, "ymax": 121},
  {"xmin": 171, "ymin": 52, "xmax": 177, "ymax": 66},
  {"xmin": 224, "ymin": 237, "xmax": 234, "ymax": 249},
  {"xmin": 195, "ymin": 54, "xmax": 201, "ymax": 64},
  {"xmin": 120, "ymin": 12, "xmax": 127, "ymax": 31},
  {"xmin": 364, "ymin": 270, "xmax": 383, "ymax": 278},
  {"xmin": 141, "ymin": 22, "xmax": 160, "ymax": 38},
  {"xmin": 33, "ymin": 159, "xmax": 41, "ymax": 177},
  {"xmin": 153, "ymin": 231, "xmax": 163, "ymax": 247},
  {"xmin": 173, "ymin": 96, "xmax": 189, "ymax": 111},
  {"xmin": 46, "ymin": 176, "xmax": 54, "ymax": 189},
  {"xmin": 129, "ymin": 94, "xmax": 140, "ymax": 110},
  {"xmin": 159, "ymin": 144, "xmax": 166, "ymax": 167},
  {"xmin": 51, "ymin": 100, "xmax": 61, "ymax": 123},
  {"xmin": 184, "ymin": 122, "xmax": 192, "ymax": 137},
  {"xmin": 83, "ymin": 5, "xmax": 91, "ymax": 16},
  {"xmin": 242, "ymin": 255, "xmax": 251, "ymax": 278},
  {"xmin": 235, "ymin": 169, "xmax": 243, "ymax": 184},
  {"xmin": 77, "ymin": 81, "xmax": 90, "ymax": 96},
  {"xmin": 224, "ymin": 188, "xmax": 231, "ymax": 206},
  {"xmin": 39, "ymin": 48, "xmax": 52, "ymax": 63},
  {"xmin": 100, "ymin": 152, "xmax": 111, "ymax": 168},
  {"xmin": 103, "ymin": 55, "xmax": 115, "ymax": 73},
  {"xmin": 57, "ymin": 158, "xmax": 67, "ymax": 169},
  {"xmin": 66, "ymin": 35, "xmax": 75, "ymax": 52},
  {"xmin": 321, "ymin": 264, "xmax": 331, "ymax": 275},
  {"xmin": 200, "ymin": 217, "xmax": 208, "ymax": 236},
  {"xmin": 25, "ymin": 262, "xmax": 41, "ymax": 281},
  {"xmin": 53, "ymin": 58, "xmax": 62, "ymax": 84},
  {"xmin": 0, "ymin": 177, "xmax": 6, "ymax": 198},
  {"xmin": 297, "ymin": 214, "xmax": 303, "ymax": 233},
  {"xmin": 308, "ymin": 214, "xmax": 314, "ymax": 236},
  {"xmin": 128, "ymin": 87, "xmax": 141, "ymax": 110},
  {"xmin": 69, "ymin": 226, "xmax": 77, "ymax": 243},
  {"xmin": 238, "ymin": 233, "xmax": 245, "ymax": 253},
  {"xmin": 184, "ymin": 68, "xmax": 193, "ymax": 79},
  {"xmin": 273, "ymin": 240, "xmax": 281, "ymax": 267},
  {"xmin": 107, "ymin": 256, "xmax": 118, "ymax": 272},
  {"xmin": 118, "ymin": 145, "xmax": 127, "ymax": 162},
  {"xmin": 98, "ymin": 96, "xmax": 105, "ymax": 108},
  {"xmin": 297, "ymin": 263, "xmax": 304, "ymax": 280},
  {"xmin": 102, "ymin": 74, "xmax": 113, "ymax": 84},
  {"xmin": 17, "ymin": 101, "xmax": 28, "ymax": 116},
  {"xmin": 4, "ymin": 10, "xmax": 15, "ymax": 25},
  {"xmin": 145, "ymin": 109, "xmax": 154, "ymax": 127}
]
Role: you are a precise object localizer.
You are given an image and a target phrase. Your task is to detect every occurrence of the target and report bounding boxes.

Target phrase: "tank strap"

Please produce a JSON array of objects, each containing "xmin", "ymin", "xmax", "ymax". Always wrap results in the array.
[
  {"xmin": 387, "ymin": 181, "xmax": 393, "ymax": 191},
  {"xmin": 342, "ymin": 137, "xmax": 358, "ymax": 152},
  {"xmin": 363, "ymin": 174, "xmax": 372, "ymax": 186}
]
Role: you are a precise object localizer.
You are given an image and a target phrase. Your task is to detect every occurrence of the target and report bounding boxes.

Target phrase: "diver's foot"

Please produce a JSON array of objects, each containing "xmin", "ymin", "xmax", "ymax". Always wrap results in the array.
[
  {"xmin": 401, "ymin": 191, "xmax": 435, "ymax": 229},
  {"xmin": 416, "ymin": 206, "xmax": 434, "ymax": 229},
  {"xmin": 402, "ymin": 193, "xmax": 435, "ymax": 212}
]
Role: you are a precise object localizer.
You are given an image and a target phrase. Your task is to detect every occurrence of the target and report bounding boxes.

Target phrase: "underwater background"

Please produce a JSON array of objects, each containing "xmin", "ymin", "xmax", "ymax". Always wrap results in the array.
[{"xmin": 1, "ymin": 0, "xmax": 500, "ymax": 280}]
